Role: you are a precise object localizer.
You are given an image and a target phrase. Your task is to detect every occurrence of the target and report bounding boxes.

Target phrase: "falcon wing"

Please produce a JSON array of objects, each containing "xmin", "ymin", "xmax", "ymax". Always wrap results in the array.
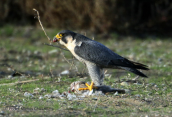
[{"xmin": 74, "ymin": 40, "xmax": 149, "ymax": 70}]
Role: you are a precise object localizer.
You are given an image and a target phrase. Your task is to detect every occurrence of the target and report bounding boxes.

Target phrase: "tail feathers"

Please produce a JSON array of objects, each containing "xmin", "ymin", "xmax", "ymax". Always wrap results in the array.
[
  {"xmin": 130, "ymin": 61, "xmax": 149, "ymax": 70},
  {"xmin": 121, "ymin": 67, "xmax": 148, "ymax": 77}
]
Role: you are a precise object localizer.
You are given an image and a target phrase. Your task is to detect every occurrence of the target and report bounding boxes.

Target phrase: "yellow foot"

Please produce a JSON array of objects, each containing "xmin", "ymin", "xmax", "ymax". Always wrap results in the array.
[{"xmin": 79, "ymin": 82, "xmax": 98, "ymax": 91}]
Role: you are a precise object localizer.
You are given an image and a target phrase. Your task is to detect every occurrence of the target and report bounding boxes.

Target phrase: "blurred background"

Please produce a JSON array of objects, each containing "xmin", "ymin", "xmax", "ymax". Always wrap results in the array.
[
  {"xmin": 0, "ymin": 0, "xmax": 172, "ymax": 37},
  {"xmin": 0, "ymin": 0, "xmax": 172, "ymax": 78}
]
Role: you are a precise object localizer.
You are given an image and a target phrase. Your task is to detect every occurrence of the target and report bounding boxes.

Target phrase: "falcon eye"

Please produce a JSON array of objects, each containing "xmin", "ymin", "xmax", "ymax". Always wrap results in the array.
[{"xmin": 59, "ymin": 33, "xmax": 64, "ymax": 37}]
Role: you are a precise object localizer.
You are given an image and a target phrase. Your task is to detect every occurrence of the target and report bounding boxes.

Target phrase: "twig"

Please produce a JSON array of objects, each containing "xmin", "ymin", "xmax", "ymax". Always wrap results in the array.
[
  {"xmin": 44, "ymin": 43, "xmax": 69, "ymax": 51},
  {"xmin": 33, "ymin": 8, "xmax": 70, "ymax": 51},
  {"xmin": 0, "ymin": 79, "xmax": 39, "ymax": 86},
  {"xmin": 61, "ymin": 52, "xmax": 77, "ymax": 70},
  {"xmin": 70, "ymin": 56, "xmax": 79, "ymax": 74},
  {"xmin": 33, "ymin": 8, "xmax": 79, "ymax": 75},
  {"xmin": 33, "ymin": 8, "xmax": 52, "ymax": 44},
  {"xmin": 0, "ymin": 75, "xmax": 57, "ymax": 86},
  {"xmin": 4, "ymin": 64, "xmax": 24, "ymax": 76},
  {"xmin": 49, "ymin": 67, "xmax": 54, "ymax": 78}
]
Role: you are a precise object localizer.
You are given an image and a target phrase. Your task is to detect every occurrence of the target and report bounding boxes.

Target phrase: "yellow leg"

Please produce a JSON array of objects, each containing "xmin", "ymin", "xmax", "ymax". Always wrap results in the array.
[{"xmin": 79, "ymin": 81, "xmax": 98, "ymax": 91}]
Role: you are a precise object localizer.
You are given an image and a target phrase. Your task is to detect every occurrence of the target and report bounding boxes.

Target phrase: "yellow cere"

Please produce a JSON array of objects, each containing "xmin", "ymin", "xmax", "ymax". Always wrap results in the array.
[
  {"xmin": 55, "ymin": 34, "xmax": 62, "ymax": 41},
  {"xmin": 56, "ymin": 34, "xmax": 60, "ymax": 38}
]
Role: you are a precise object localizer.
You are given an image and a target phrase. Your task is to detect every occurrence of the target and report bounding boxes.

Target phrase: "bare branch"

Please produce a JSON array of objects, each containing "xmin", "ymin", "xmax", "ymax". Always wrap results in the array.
[
  {"xmin": 44, "ymin": 43, "xmax": 69, "ymax": 51},
  {"xmin": 33, "ymin": 8, "xmax": 52, "ymax": 44},
  {"xmin": 33, "ymin": 9, "xmax": 71, "ymax": 52},
  {"xmin": 33, "ymin": 8, "xmax": 82, "ymax": 76},
  {"xmin": 0, "ymin": 79, "xmax": 39, "ymax": 86}
]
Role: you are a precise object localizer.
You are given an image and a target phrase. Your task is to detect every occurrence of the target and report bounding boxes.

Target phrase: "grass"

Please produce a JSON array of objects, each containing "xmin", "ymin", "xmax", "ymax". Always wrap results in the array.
[{"xmin": 0, "ymin": 25, "xmax": 172, "ymax": 116}]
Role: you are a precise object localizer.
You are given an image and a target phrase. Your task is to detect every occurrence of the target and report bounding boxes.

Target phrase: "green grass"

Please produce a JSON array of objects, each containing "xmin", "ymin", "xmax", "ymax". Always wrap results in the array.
[{"xmin": 0, "ymin": 26, "xmax": 172, "ymax": 116}]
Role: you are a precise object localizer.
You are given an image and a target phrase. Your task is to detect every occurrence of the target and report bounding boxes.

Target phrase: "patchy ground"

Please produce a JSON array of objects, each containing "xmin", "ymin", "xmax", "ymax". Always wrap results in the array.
[{"xmin": 0, "ymin": 26, "xmax": 172, "ymax": 116}]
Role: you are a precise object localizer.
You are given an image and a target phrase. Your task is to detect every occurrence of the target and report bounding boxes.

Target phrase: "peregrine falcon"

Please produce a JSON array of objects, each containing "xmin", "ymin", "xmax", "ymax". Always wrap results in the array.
[{"xmin": 53, "ymin": 30, "xmax": 149, "ymax": 91}]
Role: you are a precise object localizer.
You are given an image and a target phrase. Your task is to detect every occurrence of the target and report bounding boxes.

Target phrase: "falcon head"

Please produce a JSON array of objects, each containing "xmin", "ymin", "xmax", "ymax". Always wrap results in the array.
[{"xmin": 53, "ymin": 30, "xmax": 76, "ymax": 45}]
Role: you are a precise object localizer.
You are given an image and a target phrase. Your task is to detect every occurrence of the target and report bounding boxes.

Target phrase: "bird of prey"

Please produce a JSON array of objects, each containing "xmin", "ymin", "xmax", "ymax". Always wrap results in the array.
[{"xmin": 53, "ymin": 30, "xmax": 149, "ymax": 91}]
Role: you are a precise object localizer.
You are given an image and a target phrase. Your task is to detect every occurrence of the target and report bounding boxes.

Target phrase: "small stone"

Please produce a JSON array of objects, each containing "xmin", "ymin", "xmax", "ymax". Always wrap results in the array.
[
  {"xmin": 150, "ymin": 83, "xmax": 156, "ymax": 86},
  {"xmin": 52, "ymin": 90, "xmax": 59, "ymax": 94},
  {"xmin": 82, "ymin": 91, "xmax": 90, "ymax": 96},
  {"xmin": 39, "ymin": 96, "xmax": 44, "ymax": 99},
  {"xmin": 120, "ymin": 82, "xmax": 128, "ymax": 86},
  {"xmin": 41, "ymin": 65, "xmax": 46, "ymax": 69},
  {"xmin": 93, "ymin": 91, "xmax": 104, "ymax": 96},
  {"xmin": 135, "ymin": 94, "xmax": 141, "ymax": 98},
  {"xmin": 48, "ymin": 49, "xmax": 58, "ymax": 54},
  {"xmin": 51, "ymin": 90, "xmax": 60, "ymax": 98},
  {"xmin": 78, "ymin": 95, "xmax": 85, "ymax": 98},
  {"xmin": 34, "ymin": 50, "xmax": 40, "ymax": 55},
  {"xmin": 158, "ymin": 58, "xmax": 163, "ymax": 62},
  {"xmin": 7, "ymin": 68, "xmax": 12, "ymax": 71},
  {"xmin": 124, "ymin": 89, "xmax": 131, "ymax": 94},
  {"xmin": 105, "ymin": 74, "xmax": 111, "ymax": 77},
  {"xmin": 40, "ymin": 88, "xmax": 46, "ymax": 92},
  {"xmin": 154, "ymin": 85, "xmax": 158, "ymax": 88},
  {"xmin": 92, "ymin": 98, "xmax": 98, "ymax": 100},
  {"xmin": 148, "ymin": 92, "xmax": 152, "ymax": 96},
  {"xmin": 162, "ymin": 87, "xmax": 167, "ymax": 91},
  {"xmin": 134, "ymin": 82, "xmax": 142, "ymax": 85},
  {"xmin": 60, "ymin": 92, "xmax": 67, "ymax": 97},
  {"xmin": 0, "ymin": 111, "xmax": 5, "ymax": 115},
  {"xmin": 8, "ymin": 75, "xmax": 12, "ymax": 78},
  {"xmin": 114, "ymin": 91, "xmax": 119, "ymax": 96},
  {"xmin": 33, "ymin": 88, "xmax": 40, "ymax": 94},
  {"xmin": 47, "ymin": 99, "xmax": 51, "ymax": 101},
  {"xmin": 44, "ymin": 94, "xmax": 52, "ymax": 98},
  {"xmin": 22, "ymin": 49, "xmax": 26, "ymax": 53},
  {"xmin": 161, "ymin": 84, "xmax": 165, "ymax": 86},
  {"xmin": 27, "ymin": 50, "xmax": 31, "ymax": 56},
  {"xmin": 18, "ymin": 103, "xmax": 23, "ymax": 106},
  {"xmin": 24, "ymin": 92, "xmax": 34, "ymax": 98},
  {"xmin": 67, "ymin": 93, "xmax": 77, "ymax": 100},
  {"xmin": 20, "ymin": 76, "xmax": 25, "ymax": 78},
  {"xmin": 60, "ymin": 70, "xmax": 69, "ymax": 75},
  {"xmin": 16, "ymin": 55, "xmax": 21, "ymax": 60}
]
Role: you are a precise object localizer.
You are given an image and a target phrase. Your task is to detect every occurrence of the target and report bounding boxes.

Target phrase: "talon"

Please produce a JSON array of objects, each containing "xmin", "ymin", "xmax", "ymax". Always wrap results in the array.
[{"xmin": 79, "ymin": 81, "xmax": 98, "ymax": 91}]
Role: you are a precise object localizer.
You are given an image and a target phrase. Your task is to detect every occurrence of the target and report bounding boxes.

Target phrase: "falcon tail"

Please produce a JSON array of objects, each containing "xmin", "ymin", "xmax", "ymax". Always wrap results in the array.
[
  {"xmin": 120, "ymin": 67, "xmax": 148, "ymax": 77},
  {"xmin": 130, "ymin": 61, "xmax": 149, "ymax": 70}
]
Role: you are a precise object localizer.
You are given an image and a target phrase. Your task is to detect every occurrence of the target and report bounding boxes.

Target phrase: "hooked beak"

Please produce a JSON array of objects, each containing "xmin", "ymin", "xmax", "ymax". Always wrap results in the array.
[{"xmin": 53, "ymin": 34, "xmax": 61, "ymax": 42}]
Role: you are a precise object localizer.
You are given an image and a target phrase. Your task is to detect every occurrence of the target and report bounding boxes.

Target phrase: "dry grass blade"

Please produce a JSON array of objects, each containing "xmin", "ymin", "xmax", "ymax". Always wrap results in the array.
[{"xmin": 0, "ymin": 79, "xmax": 39, "ymax": 86}]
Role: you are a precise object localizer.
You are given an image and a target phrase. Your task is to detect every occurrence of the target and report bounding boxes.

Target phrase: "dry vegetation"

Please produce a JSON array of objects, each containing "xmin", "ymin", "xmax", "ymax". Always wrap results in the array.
[{"xmin": 1, "ymin": 0, "xmax": 172, "ymax": 35}]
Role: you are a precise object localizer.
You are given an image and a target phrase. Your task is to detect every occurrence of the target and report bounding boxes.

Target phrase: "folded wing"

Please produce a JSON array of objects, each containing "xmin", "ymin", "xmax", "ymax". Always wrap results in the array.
[{"xmin": 74, "ymin": 40, "xmax": 149, "ymax": 77}]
